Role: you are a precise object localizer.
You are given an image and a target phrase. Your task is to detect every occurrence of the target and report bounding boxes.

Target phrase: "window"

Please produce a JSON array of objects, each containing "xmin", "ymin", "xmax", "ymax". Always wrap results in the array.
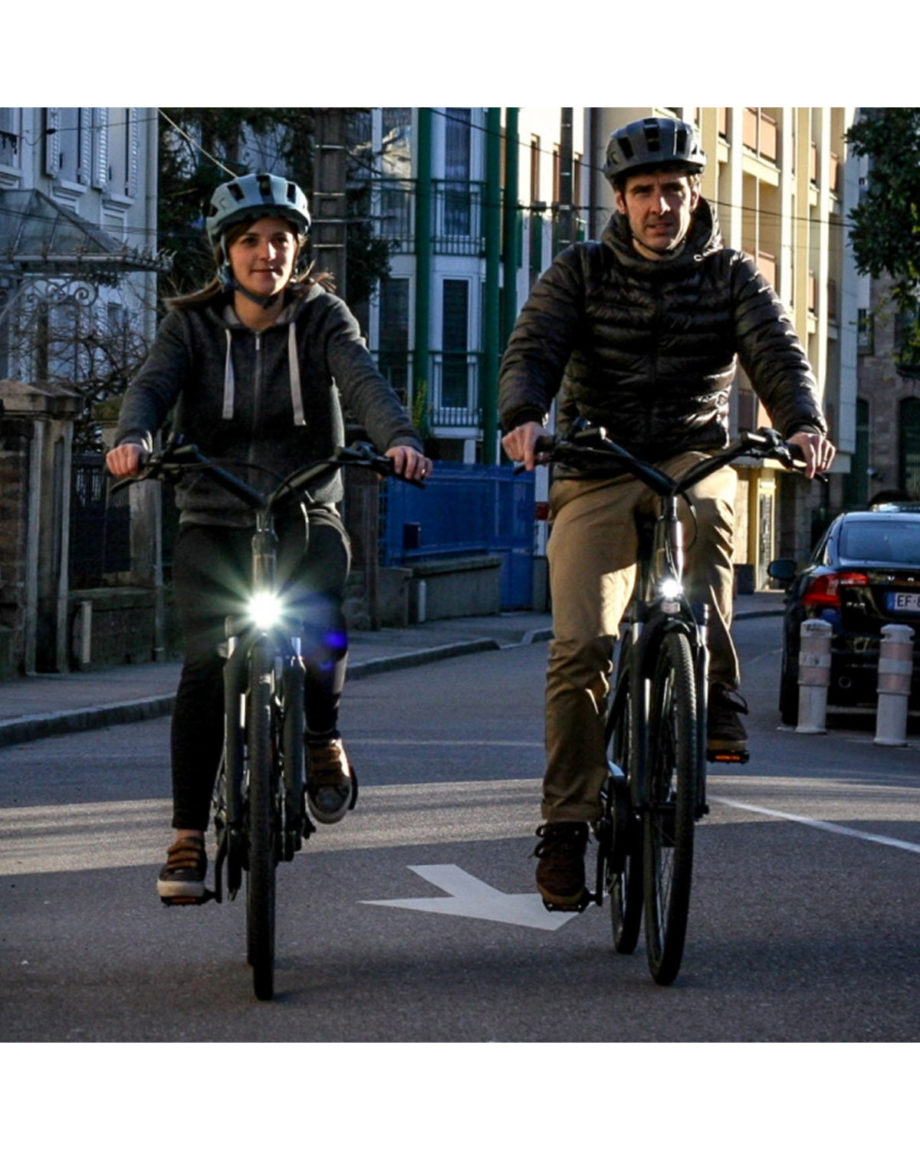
[
  {"xmin": 857, "ymin": 308, "xmax": 874, "ymax": 355},
  {"xmin": 381, "ymin": 108, "xmax": 412, "ymax": 177},
  {"xmin": 0, "ymin": 108, "xmax": 21, "ymax": 168},
  {"xmin": 444, "ymin": 108, "xmax": 471, "ymax": 235},
  {"xmin": 378, "ymin": 278, "xmax": 410, "ymax": 403},
  {"xmin": 895, "ymin": 302, "xmax": 920, "ymax": 377},
  {"xmin": 378, "ymin": 108, "xmax": 413, "ymax": 248},
  {"xmin": 56, "ymin": 108, "xmax": 91, "ymax": 185},
  {"xmin": 900, "ymin": 397, "xmax": 920, "ymax": 497},
  {"xmin": 107, "ymin": 107, "xmax": 138, "ymax": 198},
  {"xmin": 441, "ymin": 279, "xmax": 469, "ymax": 407}
]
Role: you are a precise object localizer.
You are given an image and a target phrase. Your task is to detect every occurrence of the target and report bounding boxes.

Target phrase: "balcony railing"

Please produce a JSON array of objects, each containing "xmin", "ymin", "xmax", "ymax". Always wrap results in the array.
[
  {"xmin": 374, "ymin": 349, "xmax": 483, "ymax": 430},
  {"xmin": 373, "ymin": 178, "xmax": 487, "ymax": 256},
  {"xmin": 429, "ymin": 350, "xmax": 482, "ymax": 426}
]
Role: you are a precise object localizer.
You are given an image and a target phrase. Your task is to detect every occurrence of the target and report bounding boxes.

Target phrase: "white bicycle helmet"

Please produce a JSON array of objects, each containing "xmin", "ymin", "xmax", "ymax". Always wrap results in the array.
[
  {"xmin": 205, "ymin": 172, "xmax": 312, "ymax": 248},
  {"xmin": 604, "ymin": 117, "xmax": 706, "ymax": 188}
]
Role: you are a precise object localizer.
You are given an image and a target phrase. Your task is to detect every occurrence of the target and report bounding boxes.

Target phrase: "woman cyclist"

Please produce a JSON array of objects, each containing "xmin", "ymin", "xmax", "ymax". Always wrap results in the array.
[{"xmin": 106, "ymin": 172, "xmax": 431, "ymax": 901}]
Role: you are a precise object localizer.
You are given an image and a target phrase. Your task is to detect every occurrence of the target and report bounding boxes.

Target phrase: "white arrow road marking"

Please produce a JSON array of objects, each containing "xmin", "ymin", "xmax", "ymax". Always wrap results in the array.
[{"xmin": 361, "ymin": 864, "xmax": 578, "ymax": 931}]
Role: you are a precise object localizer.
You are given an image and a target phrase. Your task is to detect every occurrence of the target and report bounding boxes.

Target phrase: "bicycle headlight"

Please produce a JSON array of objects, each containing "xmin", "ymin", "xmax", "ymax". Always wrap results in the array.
[
  {"xmin": 659, "ymin": 577, "xmax": 682, "ymax": 601},
  {"xmin": 248, "ymin": 591, "xmax": 283, "ymax": 631}
]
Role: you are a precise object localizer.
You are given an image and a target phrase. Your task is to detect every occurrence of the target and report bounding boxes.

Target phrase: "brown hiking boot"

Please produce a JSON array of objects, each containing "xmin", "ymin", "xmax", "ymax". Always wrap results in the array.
[
  {"xmin": 707, "ymin": 683, "xmax": 749, "ymax": 757},
  {"xmin": 534, "ymin": 822, "xmax": 588, "ymax": 908}
]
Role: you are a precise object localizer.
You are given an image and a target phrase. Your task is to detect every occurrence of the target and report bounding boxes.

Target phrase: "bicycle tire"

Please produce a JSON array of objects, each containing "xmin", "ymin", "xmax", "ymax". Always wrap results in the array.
[
  {"xmin": 643, "ymin": 627, "xmax": 700, "ymax": 986},
  {"xmin": 246, "ymin": 638, "xmax": 277, "ymax": 1002},
  {"xmin": 605, "ymin": 659, "xmax": 643, "ymax": 955},
  {"xmin": 281, "ymin": 656, "xmax": 306, "ymax": 860}
]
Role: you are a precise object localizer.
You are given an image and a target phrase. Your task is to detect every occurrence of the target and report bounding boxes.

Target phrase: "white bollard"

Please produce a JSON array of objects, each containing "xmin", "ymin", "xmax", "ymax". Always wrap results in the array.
[
  {"xmin": 874, "ymin": 623, "xmax": 915, "ymax": 747},
  {"xmin": 796, "ymin": 618, "xmax": 832, "ymax": 734}
]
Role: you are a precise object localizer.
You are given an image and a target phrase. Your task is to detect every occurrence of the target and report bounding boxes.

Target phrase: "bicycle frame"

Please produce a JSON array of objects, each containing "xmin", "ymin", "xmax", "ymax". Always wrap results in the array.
[
  {"xmin": 535, "ymin": 422, "xmax": 806, "ymax": 982},
  {"xmin": 112, "ymin": 437, "xmax": 422, "ymax": 998}
]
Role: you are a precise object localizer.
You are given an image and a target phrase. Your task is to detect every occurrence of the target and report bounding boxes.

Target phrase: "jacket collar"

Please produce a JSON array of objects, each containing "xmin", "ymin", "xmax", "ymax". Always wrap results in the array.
[{"xmin": 603, "ymin": 195, "xmax": 723, "ymax": 275}]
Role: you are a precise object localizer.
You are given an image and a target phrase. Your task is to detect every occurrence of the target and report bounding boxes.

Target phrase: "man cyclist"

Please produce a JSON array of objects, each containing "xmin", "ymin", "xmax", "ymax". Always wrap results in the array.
[{"xmin": 499, "ymin": 116, "xmax": 835, "ymax": 908}]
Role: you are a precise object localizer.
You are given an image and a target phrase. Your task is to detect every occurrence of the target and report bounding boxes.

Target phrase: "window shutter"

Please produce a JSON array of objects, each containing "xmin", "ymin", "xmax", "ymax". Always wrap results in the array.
[
  {"xmin": 93, "ymin": 108, "xmax": 109, "ymax": 190},
  {"xmin": 127, "ymin": 108, "xmax": 139, "ymax": 198},
  {"xmin": 78, "ymin": 108, "xmax": 92, "ymax": 185},
  {"xmin": 44, "ymin": 107, "xmax": 60, "ymax": 175}
]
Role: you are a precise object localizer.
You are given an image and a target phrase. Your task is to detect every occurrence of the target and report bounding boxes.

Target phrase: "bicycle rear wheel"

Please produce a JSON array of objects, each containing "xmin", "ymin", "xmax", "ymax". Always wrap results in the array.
[
  {"xmin": 246, "ymin": 639, "xmax": 277, "ymax": 1002},
  {"xmin": 605, "ymin": 659, "xmax": 643, "ymax": 955},
  {"xmin": 643, "ymin": 627, "xmax": 700, "ymax": 986}
]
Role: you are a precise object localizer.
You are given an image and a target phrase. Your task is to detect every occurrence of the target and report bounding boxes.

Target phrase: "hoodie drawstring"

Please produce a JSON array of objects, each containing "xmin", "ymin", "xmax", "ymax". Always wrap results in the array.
[
  {"xmin": 221, "ymin": 323, "xmax": 306, "ymax": 426},
  {"xmin": 222, "ymin": 330, "xmax": 235, "ymax": 420},
  {"xmin": 288, "ymin": 321, "xmax": 306, "ymax": 426}
]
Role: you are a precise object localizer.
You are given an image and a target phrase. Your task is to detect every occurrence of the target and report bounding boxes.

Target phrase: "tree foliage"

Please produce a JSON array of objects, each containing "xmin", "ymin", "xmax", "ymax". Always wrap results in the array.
[{"xmin": 846, "ymin": 108, "xmax": 920, "ymax": 306}]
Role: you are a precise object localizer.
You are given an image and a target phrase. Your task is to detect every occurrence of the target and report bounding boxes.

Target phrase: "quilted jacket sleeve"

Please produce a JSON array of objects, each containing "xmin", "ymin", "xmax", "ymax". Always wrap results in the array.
[
  {"xmin": 730, "ymin": 252, "xmax": 827, "ymax": 437},
  {"xmin": 498, "ymin": 246, "xmax": 585, "ymax": 432}
]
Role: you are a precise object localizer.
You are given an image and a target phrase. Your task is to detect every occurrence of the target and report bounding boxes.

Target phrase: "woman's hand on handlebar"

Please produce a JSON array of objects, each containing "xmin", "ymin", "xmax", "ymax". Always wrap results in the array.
[
  {"xmin": 501, "ymin": 421, "xmax": 547, "ymax": 472},
  {"xmin": 386, "ymin": 444, "xmax": 433, "ymax": 483},
  {"xmin": 787, "ymin": 429, "xmax": 836, "ymax": 480},
  {"xmin": 105, "ymin": 443, "xmax": 147, "ymax": 479}
]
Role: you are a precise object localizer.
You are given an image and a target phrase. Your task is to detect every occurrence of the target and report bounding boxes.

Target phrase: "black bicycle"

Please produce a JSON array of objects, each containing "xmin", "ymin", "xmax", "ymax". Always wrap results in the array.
[
  {"xmin": 534, "ymin": 423, "xmax": 806, "ymax": 985},
  {"xmin": 113, "ymin": 437, "xmax": 423, "ymax": 1001}
]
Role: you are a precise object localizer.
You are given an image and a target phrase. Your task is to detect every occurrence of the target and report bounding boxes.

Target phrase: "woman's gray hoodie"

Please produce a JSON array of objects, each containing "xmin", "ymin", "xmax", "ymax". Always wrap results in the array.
[{"xmin": 115, "ymin": 283, "xmax": 422, "ymax": 527}]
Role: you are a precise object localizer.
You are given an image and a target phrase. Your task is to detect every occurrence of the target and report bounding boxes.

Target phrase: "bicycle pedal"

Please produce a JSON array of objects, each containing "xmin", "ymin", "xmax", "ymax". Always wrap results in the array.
[
  {"xmin": 160, "ymin": 889, "xmax": 215, "ymax": 907},
  {"xmin": 707, "ymin": 749, "xmax": 750, "ymax": 764},
  {"xmin": 541, "ymin": 890, "xmax": 593, "ymax": 914}
]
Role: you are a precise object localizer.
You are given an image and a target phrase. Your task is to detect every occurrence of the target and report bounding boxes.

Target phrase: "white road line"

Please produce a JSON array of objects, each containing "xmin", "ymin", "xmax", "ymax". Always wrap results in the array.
[{"xmin": 712, "ymin": 796, "xmax": 920, "ymax": 855}]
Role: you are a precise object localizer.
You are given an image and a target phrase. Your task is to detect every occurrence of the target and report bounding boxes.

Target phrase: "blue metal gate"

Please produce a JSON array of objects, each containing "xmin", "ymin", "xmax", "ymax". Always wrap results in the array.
[{"xmin": 380, "ymin": 463, "xmax": 536, "ymax": 609}]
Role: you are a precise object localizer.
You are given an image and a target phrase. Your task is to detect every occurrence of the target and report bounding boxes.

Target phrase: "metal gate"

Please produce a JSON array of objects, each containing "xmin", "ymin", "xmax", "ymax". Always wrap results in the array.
[{"xmin": 380, "ymin": 463, "xmax": 536, "ymax": 609}]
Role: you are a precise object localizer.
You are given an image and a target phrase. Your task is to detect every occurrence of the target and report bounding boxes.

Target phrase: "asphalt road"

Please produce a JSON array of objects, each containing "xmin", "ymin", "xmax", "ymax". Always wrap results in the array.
[{"xmin": 2, "ymin": 614, "xmax": 918, "ymax": 1142}]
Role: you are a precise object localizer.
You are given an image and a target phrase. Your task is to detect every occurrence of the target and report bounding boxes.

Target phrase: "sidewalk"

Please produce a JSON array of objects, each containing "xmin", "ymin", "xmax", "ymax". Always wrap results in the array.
[{"xmin": 0, "ymin": 592, "xmax": 785, "ymax": 747}]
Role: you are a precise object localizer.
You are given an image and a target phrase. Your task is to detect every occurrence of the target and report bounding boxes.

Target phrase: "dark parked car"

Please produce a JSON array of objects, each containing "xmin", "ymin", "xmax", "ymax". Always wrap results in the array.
[{"xmin": 768, "ymin": 509, "xmax": 920, "ymax": 725}]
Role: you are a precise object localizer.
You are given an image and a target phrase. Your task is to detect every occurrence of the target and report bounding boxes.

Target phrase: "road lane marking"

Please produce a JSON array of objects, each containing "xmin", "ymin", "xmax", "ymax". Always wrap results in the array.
[
  {"xmin": 712, "ymin": 797, "xmax": 920, "ymax": 855},
  {"xmin": 361, "ymin": 864, "xmax": 572, "ymax": 931}
]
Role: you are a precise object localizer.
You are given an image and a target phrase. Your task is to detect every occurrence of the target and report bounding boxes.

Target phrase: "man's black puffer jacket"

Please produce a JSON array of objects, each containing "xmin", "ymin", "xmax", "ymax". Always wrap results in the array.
[{"xmin": 498, "ymin": 198, "xmax": 827, "ymax": 473}]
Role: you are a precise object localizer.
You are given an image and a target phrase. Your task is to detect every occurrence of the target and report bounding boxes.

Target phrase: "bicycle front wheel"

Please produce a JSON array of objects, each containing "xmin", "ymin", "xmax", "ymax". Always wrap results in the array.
[
  {"xmin": 643, "ymin": 627, "xmax": 700, "ymax": 986},
  {"xmin": 246, "ymin": 639, "xmax": 277, "ymax": 1002},
  {"xmin": 605, "ymin": 659, "xmax": 643, "ymax": 955}
]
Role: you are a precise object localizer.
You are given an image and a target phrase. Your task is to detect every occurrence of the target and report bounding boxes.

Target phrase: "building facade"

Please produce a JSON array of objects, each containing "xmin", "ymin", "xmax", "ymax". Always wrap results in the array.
[
  {"xmin": 0, "ymin": 107, "xmax": 164, "ymax": 673},
  {"xmin": 361, "ymin": 107, "xmax": 858, "ymax": 591}
]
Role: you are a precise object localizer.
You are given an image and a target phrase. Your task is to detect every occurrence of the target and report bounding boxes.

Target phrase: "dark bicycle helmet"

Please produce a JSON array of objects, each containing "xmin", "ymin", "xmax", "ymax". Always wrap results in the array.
[
  {"xmin": 205, "ymin": 172, "xmax": 312, "ymax": 248},
  {"xmin": 603, "ymin": 117, "xmax": 706, "ymax": 188}
]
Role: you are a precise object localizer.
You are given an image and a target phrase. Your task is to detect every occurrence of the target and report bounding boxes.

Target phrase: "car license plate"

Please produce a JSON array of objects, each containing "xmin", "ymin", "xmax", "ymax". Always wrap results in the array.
[{"xmin": 887, "ymin": 591, "xmax": 920, "ymax": 613}]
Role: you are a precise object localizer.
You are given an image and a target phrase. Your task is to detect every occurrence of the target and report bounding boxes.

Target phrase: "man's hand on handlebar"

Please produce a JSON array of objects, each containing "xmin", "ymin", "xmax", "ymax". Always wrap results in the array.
[
  {"xmin": 501, "ymin": 421, "xmax": 547, "ymax": 472},
  {"xmin": 786, "ymin": 429, "xmax": 836, "ymax": 480}
]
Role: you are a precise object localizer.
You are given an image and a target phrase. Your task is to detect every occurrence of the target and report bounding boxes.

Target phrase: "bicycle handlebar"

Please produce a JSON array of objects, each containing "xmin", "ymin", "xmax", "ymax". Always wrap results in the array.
[
  {"xmin": 530, "ymin": 422, "xmax": 810, "ymax": 499},
  {"xmin": 109, "ymin": 435, "xmax": 425, "ymax": 509}
]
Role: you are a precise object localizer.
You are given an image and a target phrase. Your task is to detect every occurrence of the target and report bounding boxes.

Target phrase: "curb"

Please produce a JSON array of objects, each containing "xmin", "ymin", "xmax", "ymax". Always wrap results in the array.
[{"xmin": 0, "ymin": 636, "xmax": 516, "ymax": 748}]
